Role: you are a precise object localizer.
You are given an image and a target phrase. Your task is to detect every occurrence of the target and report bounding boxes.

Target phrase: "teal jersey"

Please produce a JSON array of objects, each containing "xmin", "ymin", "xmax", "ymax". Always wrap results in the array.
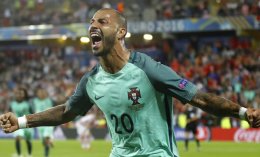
[
  {"xmin": 10, "ymin": 101, "xmax": 31, "ymax": 117},
  {"xmin": 10, "ymin": 100, "xmax": 34, "ymax": 139},
  {"xmin": 32, "ymin": 98, "xmax": 53, "ymax": 113},
  {"xmin": 67, "ymin": 52, "xmax": 198, "ymax": 157},
  {"xmin": 33, "ymin": 98, "xmax": 54, "ymax": 139}
]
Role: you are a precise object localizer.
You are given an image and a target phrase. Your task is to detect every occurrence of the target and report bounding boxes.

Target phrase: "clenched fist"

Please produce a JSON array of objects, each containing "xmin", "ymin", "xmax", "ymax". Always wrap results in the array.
[
  {"xmin": 0, "ymin": 112, "xmax": 19, "ymax": 133},
  {"xmin": 246, "ymin": 108, "xmax": 260, "ymax": 128}
]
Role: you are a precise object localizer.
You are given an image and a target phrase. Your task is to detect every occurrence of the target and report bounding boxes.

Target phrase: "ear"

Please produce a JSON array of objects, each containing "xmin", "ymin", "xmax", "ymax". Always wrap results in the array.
[{"xmin": 117, "ymin": 28, "xmax": 126, "ymax": 39}]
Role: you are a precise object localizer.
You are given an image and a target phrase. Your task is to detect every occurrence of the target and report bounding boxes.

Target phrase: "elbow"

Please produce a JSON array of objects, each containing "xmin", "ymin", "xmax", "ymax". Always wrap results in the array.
[{"xmin": 61, "ymin": 106, "xmax": 78, "ymax": 124}]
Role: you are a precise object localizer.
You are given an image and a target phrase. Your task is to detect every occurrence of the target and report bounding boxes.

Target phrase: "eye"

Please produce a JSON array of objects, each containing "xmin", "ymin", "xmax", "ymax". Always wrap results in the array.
[{"xmin": 99, "ymin": 19, "xmax": 108, "ymax": 24}]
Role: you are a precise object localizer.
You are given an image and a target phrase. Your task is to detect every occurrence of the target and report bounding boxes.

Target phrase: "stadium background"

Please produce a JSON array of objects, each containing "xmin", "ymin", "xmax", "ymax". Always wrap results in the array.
[{"xmin": 0, "ymin": 0, "xmax": 260, "ymax": 157}]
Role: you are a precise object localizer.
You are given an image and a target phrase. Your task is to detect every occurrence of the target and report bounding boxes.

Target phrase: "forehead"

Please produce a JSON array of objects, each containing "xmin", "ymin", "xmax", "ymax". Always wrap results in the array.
[
  {"xmin": 15, "ymin": 89, "xmax": 24, "ymax": 94},
  {"xmin": 92, "ymin": 10, "xmax": 117, "ymax": 20}
]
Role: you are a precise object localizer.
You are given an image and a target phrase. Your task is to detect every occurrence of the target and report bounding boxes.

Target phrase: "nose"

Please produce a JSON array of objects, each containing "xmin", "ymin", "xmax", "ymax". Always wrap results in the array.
[
  {"xmin": 88, "ymin": 20, "xmax": 100, "ymax": 33},
  {"xmin": 88, "ymin": 25, "xmax": 98, "ymax": 33}
]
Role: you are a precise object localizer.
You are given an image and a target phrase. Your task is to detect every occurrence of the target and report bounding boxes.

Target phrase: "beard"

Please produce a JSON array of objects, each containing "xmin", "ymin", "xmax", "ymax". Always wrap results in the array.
[{"xmin": 94, "ymin": 32, "xmax": 117, "ymax": 56}]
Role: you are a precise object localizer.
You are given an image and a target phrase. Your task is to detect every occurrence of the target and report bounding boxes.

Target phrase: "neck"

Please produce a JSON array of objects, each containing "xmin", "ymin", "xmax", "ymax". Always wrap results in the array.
[{"xmin": 99, "ymin": 44, "xmax": 130, "ymax": 74}]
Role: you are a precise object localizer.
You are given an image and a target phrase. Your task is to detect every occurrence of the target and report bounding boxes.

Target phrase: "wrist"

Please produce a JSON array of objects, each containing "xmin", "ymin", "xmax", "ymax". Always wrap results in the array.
[
  {"xmin": 239, "ymin": 107, "xmax": 247, "ymax": 120},
  {"xmin": 18, "ymin": 115, "xmax": 28, "ymax": 129}
]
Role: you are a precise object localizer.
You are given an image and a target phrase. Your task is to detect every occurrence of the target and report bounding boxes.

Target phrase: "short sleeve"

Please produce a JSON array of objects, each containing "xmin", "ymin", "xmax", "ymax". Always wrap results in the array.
[{"xmin": 66, "ymin": 73, "xmax": 94, "ymax": 116}]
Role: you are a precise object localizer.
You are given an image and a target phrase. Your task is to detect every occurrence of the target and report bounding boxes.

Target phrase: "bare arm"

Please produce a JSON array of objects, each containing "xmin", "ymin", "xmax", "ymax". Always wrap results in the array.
[
  {"xmin": 189, "ymin": 91, "xmax": 241, "ymax": 119},
  {"xmin": 26, "ymin": 103, "xmax": 78, "ymax": 128},
  {"xmin": 189, "ymin": 91, "xmax": 260, "ymax": 128},
  {"xmin": 0, "ymin": 102, "xmax": 78, "ymax": 133}
]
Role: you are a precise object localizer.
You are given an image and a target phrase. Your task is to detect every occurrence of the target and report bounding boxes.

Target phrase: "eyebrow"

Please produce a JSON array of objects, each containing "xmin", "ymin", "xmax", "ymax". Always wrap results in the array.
[{"xmin": 90, "ymin": 17, "xmax": 108, "ymax": 23}]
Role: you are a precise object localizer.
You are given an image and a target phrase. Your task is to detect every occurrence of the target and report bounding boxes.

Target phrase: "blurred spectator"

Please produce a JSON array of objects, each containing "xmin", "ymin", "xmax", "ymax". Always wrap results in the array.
[
  {"xmin": 0, "ymin": 1, "xmax": 259, "ymax": 129},
  {"xmin": 1, "ymin": 0, "xmax": 260, "ymax": 27},
  {"xmin": 167, "ymin": 36, "xmax": 259, "ymax": 127},
  {"xmin": 0, "ymin": 46, "xmax": 97, "ymax": 115}
]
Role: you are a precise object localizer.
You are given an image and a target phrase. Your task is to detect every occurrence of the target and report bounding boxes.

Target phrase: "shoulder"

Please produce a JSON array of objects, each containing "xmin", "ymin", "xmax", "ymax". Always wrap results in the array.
[
  {"xmin": 129, "ymin": 51, "xmax": 154, "ymax": 66},
  {"xmin": 129, "ymin": 51, "xmax": 170, "ymax": 77},
  {"xmin": 10, "ymin": 101, "xmax": 16, "ymax": 106},
  {"xmin": 23, "ymin": 101, "xmax": 30, "ymax": 105},
  {"xmin": 47, "ymin": 98, "xmax": 53, "ymax": 103},
  {"xmin": 74, "ymin": 64, "xmax": 101, "ymax": 95},
  {"xmin": 129, "ymin": 51, "xmax": 161, "ymax": 72},
  {"xmin": 32, "ymin": 98, "xmax": 38, "ymax": 102},
  {"xmin": 80, "ymin": 64, "xmax": 100, "ymax": 83}
]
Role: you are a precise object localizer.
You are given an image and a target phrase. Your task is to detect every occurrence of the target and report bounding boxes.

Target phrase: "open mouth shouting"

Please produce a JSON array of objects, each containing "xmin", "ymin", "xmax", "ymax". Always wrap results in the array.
[{"xmin": 90, "ymin": 29, "xmax": 103, "ymax": 50}]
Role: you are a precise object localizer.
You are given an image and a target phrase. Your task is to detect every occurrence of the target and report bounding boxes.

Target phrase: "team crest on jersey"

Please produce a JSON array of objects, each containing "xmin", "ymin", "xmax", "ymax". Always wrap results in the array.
[{"xmin": 128, "ymin": 87, "xmax": 143, "ymax": 111}]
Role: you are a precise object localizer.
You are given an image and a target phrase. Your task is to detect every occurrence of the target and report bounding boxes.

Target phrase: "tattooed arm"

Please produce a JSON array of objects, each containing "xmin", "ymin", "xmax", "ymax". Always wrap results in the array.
[
  {"xmin": 189, "ymin": 91, "xmax": 260, "ymax": 128},
  {"xmin": 189, "ymin": 92, "xmax": 240, "ymax": 118},
  {"xmin": 0, "ymin": 103, "xmax": 78, "ymax": 133},
  {"xmin": 26, "ymin": 103, "xmax": 77, "ymax": 128}
]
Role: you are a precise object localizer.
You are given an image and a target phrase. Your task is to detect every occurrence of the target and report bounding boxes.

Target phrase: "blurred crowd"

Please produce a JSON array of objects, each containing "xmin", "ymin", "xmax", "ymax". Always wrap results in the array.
[
  {"xmin": 0, "ymin": 36, "xmax": 259, "ymax": 128},
  {"xmin": 1, "ymin": 0, "xmax": 260, "ymax": 27},
  {"xmin": 168, "ymin": 37, "xmax": 260, "ymax": 127},
  {"xmin": 132, "ymin": 35, "xmax": 260, "ymax": 127},
  {"xmin": 0, "ymin": 0, "xmax": 259, "ymax": 129},
  {"xmin": 0, "ymin": 46, "xmax": 97, "ymax": 116}
]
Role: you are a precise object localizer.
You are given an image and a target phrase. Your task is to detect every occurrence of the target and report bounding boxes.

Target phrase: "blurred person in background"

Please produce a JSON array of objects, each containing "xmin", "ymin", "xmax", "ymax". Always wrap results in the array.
[
  {"xmin": 75, "ymin": 106, "xmax": 97, "ymax": 150},
  {"xmin": 184, "ymin": 104, "xmax": 200, "ymax": 151},
  {"xmin": 32, "ymin": 88, "xmax": 54, "ymax": 157},
  {"xmin": 9, "ymin": 87, "xmax": 33, "ymax": 157},
  {"xmin": 1, "ymin": 8, "xmax": 260, "ymax": 157}
]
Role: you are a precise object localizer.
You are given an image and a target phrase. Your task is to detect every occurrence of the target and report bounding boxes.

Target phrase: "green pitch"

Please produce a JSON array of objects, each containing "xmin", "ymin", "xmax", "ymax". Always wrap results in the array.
[{"xmin": 0, "ymin": 139, "xmax": 259, "ymax": 157}]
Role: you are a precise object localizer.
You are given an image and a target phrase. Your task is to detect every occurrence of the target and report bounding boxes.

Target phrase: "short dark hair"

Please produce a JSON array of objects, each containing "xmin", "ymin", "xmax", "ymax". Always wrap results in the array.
[
  {"xmin": 18, "ymin": 87, "xmax": 29, "ymax": 100},
  {"xmin": 98, "ymin": 8, "xmax": 127, "ymax": 30}
]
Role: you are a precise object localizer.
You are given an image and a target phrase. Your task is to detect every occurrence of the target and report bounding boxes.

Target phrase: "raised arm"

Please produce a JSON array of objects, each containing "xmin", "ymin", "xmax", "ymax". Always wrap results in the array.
[
  {"xmin": 0, "ymin": 103, "xmax": 78, "ymax": 133},
  {"xmin": 26, "ymin": 103, "xmax": 77, "ymax": 127},
  {"xmin": 129, "ymin": 53, "xmax": 260, "ymax": 128},
  {"xmin": 189, "ymin": 91, "xmax": 260, "ymax": 128},
  {"xmin": 1, "ymin": 70, "xmax": 96, "ymax": 133}
]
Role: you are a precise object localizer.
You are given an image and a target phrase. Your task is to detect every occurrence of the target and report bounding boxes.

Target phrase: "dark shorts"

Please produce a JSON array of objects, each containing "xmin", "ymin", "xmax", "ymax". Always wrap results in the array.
[{"xmin": 185, "ymin": 122, "xmax": 198, "ymax": 134}]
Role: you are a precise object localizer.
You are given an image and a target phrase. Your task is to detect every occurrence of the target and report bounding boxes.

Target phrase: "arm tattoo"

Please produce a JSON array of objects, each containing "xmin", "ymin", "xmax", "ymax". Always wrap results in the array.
[
  {"xmin": 26, "ymin": 104, "xmax": 77, "ymax": 128},
  {"xmin": 190, "ymin": 92, "xmax": 240, "ymax": 119}
]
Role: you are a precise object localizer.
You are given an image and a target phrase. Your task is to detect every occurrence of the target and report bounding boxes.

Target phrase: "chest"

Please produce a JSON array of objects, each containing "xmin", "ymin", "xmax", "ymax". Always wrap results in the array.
[
  {"xmin": 87, "ymin": 70, "xmax": 155, "ymax": 115},
  {"xmin": 34, "ymin": 99, "xmax": 51, "ymax": 111},
  {"xmin": 11, "ymin": 102, "xmax": 29, "ymax": 114}
]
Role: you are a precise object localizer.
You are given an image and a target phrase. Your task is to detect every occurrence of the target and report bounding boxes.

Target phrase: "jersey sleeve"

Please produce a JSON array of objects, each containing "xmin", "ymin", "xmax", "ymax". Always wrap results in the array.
[
  {"xmin": 66, "ymin": 73, "xmax": 94, "ymax": 116},
  {"xmin": 132, "ymin": 52, "xmax": 198, "ymax": 104}
]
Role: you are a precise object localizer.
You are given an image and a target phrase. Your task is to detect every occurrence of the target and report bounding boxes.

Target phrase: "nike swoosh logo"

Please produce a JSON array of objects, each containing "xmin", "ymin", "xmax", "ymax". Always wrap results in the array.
[{"xmin": 95, "ymin": 95, "xmax": 104, "ymax": 100}]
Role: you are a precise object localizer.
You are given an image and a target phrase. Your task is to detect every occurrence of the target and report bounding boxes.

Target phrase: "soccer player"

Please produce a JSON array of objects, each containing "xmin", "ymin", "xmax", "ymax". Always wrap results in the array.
[
  {"xmin": 32, "ymin": 88, "xmax": 54, "ymax": 157},
  {"xmin": 75, "ymin": 106, "xmax": 97, "ymax": 149},
  {"xmin": 184, "ymin": 105, "xmax": 200, "ymax": 151},
  {"xmin": 9, "ymin": 87, "xmax": 33, "ymax": 157},
  {"xmin": 1, "ymin": 8, "xmax": 260, "ymax": 157}
]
